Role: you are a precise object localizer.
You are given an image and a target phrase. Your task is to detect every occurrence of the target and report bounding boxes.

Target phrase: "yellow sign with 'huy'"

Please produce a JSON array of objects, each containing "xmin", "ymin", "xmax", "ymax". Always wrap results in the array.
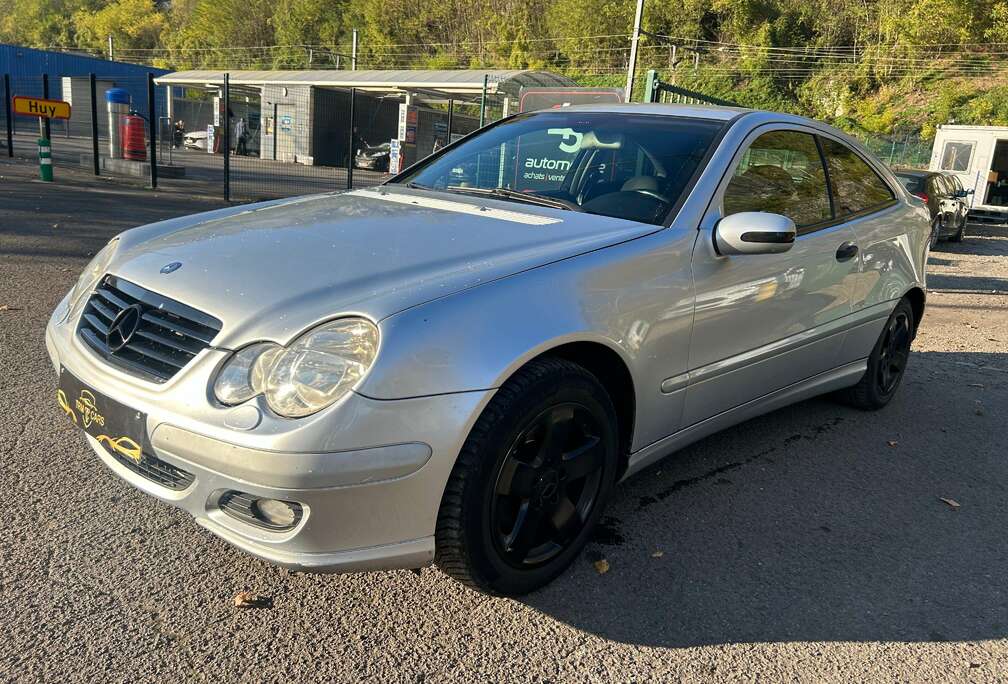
[{"xmin": 13, "ymin": 96, "xmax": 71, "ymax": 119}]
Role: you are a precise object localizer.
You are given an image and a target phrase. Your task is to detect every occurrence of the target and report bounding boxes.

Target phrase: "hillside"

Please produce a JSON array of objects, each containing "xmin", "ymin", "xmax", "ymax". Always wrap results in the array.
[{"xmin": 3, "ymin": 0, "xmax": 1008, "ymax": 153}]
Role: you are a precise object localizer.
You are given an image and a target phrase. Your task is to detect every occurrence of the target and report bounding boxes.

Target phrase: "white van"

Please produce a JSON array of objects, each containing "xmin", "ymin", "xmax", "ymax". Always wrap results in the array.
[{"xmin": 929, "ymin": 124, "xmax": 1008, "ymax": 224}]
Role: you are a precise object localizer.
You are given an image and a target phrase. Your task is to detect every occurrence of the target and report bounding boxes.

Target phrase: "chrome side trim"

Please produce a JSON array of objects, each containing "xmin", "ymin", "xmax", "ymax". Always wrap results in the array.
[
  {"xmin": 660, "ymin": 373, "xmax": 689, "ymax": 394},
  {"xmin": 686, "ymin": 302, "xmax": 893, "ymax": 387},
  {"xmin": 623, "ymin": 359, "xmax": 867, "ymax": 481}
]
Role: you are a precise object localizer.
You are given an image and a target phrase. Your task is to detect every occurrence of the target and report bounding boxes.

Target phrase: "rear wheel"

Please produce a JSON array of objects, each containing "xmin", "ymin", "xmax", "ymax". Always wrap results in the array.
[
  {"xmin": 435, "ymin": 357, "xmax": 619, "ymax": 596},
  {"xmin": 838, "ymin": 298, "xmax": 915, "ymax": 410},
  {"xmin": 930, "ymin": 217, "xmax": 942, "ymax": 249}
]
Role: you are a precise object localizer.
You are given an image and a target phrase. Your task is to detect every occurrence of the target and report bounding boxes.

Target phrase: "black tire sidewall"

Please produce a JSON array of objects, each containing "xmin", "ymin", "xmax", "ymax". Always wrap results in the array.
[
  {"xmin": 864, "ymin": 299, "xmax": 914, "ymax": 407},
  {"xmin": 460, "ymin": 365, "xmax": 619, "ymax": 595}
]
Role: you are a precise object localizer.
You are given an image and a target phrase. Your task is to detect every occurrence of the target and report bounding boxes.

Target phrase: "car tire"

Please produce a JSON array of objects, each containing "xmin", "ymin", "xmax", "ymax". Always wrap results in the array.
[
  {"xmin": 435, "ymin": 357, "xmax": 620, "ymax": 596},
  {"xmin": 837, "ymin": 298, "xmax": 915, "ymax": 411}
]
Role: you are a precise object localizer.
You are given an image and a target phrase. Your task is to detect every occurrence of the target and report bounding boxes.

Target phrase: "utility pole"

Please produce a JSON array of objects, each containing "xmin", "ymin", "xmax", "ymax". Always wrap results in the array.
[
  {"xmin": 351, "ymin": 29, "xmax": 358, "ymax": 70},
  {"xmin": 107, "ymin": 35, "xmax": 114, "ymax": 61},
  {"xmin": 624, "ymin": 0, "xmax": 645, "ymax": 102}
]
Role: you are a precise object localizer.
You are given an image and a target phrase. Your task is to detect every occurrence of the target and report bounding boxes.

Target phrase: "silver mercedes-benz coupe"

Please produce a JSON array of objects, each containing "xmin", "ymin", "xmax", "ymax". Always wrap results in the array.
[{"xmin": 47, "ymin": 104, "xmax": 930, "ymax": 595}]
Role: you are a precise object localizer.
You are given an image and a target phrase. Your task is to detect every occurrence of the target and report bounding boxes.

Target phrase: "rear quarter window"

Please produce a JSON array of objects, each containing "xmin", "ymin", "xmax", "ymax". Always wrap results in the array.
[{"xmin": 820, "ymin": 138, "xmax": 895, "ymax": 217}]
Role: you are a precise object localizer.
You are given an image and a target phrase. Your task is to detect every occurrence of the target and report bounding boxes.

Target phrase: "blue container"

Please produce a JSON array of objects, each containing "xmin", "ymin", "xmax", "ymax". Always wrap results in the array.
[{"xmin": 105, "ymin": 88, "xmax": 131, "ymax": 105}]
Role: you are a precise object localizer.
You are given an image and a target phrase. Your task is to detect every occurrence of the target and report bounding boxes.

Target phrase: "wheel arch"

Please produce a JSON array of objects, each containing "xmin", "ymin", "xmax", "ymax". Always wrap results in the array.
[
  {"xmin": 509, "ymin": 340, "xmax": 636, "ymax": 477},
  {"xmin": 904, "ymin": 286, "xmax": 926, "ymax": 335}
]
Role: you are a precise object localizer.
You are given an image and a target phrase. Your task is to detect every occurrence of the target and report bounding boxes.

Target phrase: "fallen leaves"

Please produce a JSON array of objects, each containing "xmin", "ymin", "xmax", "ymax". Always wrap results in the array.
[
  {"xmin": 651, "ymin": 549, "xmax": 664, "ymax": 558},
  {"xmin": 0, "ymin": 305, "xmax": 22, "ymax": 312},
  {"xmin": 593, "ymin": 559, "xmax": 610, "ymax": 575},
  {"xmin": 233, "ymin": 590, "xmax": 272, "ymax": 609},
  {"xmin": 887, "ymin": 440, "xmax": 898, "ymax": 447},
  {"xmin": 939, "ymin": 497, "xmax": 961, "ymax": 510}
]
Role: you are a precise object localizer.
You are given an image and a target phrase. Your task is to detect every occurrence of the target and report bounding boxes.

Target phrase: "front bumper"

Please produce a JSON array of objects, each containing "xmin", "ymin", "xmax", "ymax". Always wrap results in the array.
[{"xmin": 45, "ymin": 298, "xmax": 492, "ymax": 573}]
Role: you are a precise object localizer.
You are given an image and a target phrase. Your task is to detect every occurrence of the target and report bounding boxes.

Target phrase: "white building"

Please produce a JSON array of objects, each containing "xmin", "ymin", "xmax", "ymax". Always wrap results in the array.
[{"xmin": 929, "ymin": 124, "xmax": 1008, "ymax": 224}]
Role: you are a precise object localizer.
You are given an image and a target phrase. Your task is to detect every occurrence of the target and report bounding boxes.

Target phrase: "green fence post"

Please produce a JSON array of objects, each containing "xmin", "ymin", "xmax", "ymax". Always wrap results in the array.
[
  {"xmin": 643, "ymin": 69, "xmax": 659, "ymax": 104},
  {"xmin": 479, "ymin": 74, "xmax": 488, "ymax": 127},
  {"xmin": 38, "ymin": 130, "xmax": 53, "ymax": 181}
]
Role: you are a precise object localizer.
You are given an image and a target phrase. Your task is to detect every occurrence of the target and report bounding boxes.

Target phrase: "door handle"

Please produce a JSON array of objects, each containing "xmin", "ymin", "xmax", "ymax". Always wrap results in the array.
[{"xmin": 836, "ymin": 242, "xmax": 859, "ymax": 262}]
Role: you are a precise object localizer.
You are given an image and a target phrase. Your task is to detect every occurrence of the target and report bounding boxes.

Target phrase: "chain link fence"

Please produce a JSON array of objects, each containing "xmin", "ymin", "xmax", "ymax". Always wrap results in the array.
[{"xmin": 861, "ymin": 135, "xmax": 932, "ymax": 170}]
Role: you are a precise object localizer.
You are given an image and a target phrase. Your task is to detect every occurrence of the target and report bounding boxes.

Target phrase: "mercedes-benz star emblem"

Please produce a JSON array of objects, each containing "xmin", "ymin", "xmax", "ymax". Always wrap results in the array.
[
  {"xmin": 160, "ymin": 261, "xmax": 182, "ymax": 274},
  {"xmin": 106, "ymin": 303, "xmax": 143, "ymax": 353}
]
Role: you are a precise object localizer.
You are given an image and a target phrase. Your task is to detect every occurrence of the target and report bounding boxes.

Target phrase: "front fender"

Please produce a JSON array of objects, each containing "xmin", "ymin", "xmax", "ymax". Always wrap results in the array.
[
  {"xmin": 359, "ymin": 260, "xmax": 633, "ymax": 400},
  {"xmin": 357, "ymin": 229, "xmax": 698, "ymax": 453}
]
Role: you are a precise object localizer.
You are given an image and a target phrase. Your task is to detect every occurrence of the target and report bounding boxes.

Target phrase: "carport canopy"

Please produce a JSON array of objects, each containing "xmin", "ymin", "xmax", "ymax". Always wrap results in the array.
[{"xmin": 154, "ymin": 69, "xmax": 577, "ymax": 104}]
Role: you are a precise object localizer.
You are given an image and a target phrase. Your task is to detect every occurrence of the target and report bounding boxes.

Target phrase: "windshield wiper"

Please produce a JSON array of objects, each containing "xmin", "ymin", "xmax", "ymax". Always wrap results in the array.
[{"xmin": 444, "ymin": 186, "xmax": 583, "ymax": 212}]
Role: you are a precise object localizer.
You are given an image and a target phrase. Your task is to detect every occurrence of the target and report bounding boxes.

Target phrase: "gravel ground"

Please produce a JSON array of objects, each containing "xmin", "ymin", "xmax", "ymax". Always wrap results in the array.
[{"xmin": 1, "ymin": 158, "xmax": 1006, "ymax": 682}]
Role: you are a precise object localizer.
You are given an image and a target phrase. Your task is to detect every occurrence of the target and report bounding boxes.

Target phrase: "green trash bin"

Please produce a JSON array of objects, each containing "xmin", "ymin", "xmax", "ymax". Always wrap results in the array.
[{"xmin": 38, "ymin": 137, "xmax": 53, "ymax": 182}]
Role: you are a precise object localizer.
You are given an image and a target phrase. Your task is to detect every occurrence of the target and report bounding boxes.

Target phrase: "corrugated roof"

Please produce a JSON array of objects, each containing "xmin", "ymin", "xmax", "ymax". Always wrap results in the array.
[{"xmin": 154, "ymin": 69, "xmax": 576, "ymax": 97}]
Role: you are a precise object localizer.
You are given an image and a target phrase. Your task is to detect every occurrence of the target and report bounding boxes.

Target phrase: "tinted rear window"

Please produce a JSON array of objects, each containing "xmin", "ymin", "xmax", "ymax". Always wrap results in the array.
[
  {"xmin": 895, "ymin": 174, "xmax": 925, "ymax": 195},
  {"xmin": 821, "ymin": 138, "xmax": 895, "ymax": 216}
]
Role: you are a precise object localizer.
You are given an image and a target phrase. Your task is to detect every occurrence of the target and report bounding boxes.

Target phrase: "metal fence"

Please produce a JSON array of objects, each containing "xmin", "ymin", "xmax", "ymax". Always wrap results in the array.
[
  {"xmin": 3, "ymin": 70, "xmax": 493, "ymax": 203},
  {"xmin": 861, "ymin": 135, "xmax": 932, "ymax": 169}
]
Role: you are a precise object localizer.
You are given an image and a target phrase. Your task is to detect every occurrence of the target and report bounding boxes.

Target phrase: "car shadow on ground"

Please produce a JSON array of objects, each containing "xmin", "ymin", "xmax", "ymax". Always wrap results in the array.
[{"xmin": 524, "ymin": 350, "xmax": 1007, "ymax": 647}]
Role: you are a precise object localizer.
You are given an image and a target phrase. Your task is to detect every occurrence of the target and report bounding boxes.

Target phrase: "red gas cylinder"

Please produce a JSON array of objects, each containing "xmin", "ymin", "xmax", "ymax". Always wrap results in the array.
[{"xmin": 120, "ymin": 115, "xmax": 147, "ymax": 161}]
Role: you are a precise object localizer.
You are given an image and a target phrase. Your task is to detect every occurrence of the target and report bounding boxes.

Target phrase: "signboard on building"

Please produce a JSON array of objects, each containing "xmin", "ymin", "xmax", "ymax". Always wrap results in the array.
[
  {"xmin": 397, "ymin": 104, "xmax": 418, "ymax": 144},
  {"xmin": 12, "ymin": 96, "xmax": 71, "ymax": 119}
]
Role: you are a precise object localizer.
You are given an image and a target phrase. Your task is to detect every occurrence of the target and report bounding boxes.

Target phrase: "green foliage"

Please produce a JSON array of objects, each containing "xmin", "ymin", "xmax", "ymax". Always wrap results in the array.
[
  {"xmin": 73, "ymin": 0, "xmax": 165, "ymax": 51},
  {"xmin": 4, "ymin": 0, "xmax": 1008, "ymax": 141}
]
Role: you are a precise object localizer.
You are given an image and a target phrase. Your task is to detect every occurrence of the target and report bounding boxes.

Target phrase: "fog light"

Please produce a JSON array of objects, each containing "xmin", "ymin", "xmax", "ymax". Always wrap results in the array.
[
  {"xmin": 253, "ymin": 498, "xmax": 300, "ymax": 528},
  {"xmin": 219, "ymin": 490, "xmax": 303, "ymax": 530}
]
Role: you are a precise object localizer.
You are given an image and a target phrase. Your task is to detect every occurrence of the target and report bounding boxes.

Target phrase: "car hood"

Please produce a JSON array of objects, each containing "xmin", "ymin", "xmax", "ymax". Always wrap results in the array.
[{"xmin": 109, "ymin": 187, "xmax": 659, "ymax": 348}]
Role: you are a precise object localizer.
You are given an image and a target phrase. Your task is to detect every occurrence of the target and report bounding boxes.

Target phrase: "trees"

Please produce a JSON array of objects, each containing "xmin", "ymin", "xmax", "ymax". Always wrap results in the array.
[{"xmin": 73, "ymin": 0, "xmax": 166, "ymax": 52}]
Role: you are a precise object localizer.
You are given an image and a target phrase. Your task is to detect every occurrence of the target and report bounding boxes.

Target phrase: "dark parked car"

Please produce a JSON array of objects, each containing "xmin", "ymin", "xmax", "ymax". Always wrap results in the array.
[
  {"xmin": 893, "ymin": 170, "xmax": 970, "ymax": 245},
  {"xmin": 354, "ymin": 141, "xmax": 391, "ymax": 171}
]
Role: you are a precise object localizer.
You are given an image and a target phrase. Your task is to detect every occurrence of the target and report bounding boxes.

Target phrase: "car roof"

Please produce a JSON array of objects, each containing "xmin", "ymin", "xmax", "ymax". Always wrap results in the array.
[
  {"xmin": 893, "ymin": 169, "xmax": 929, "ymax": 178},
  {"xmin": 538, "ymin": 102, "xmax": 750, "ymax": 121}
]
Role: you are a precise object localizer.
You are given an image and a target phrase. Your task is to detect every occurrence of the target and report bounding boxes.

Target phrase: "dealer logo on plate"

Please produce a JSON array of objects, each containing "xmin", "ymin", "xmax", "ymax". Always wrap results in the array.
[{"xmin": 75, "ymin": 390, "xmax": 105, "ymax": 429}]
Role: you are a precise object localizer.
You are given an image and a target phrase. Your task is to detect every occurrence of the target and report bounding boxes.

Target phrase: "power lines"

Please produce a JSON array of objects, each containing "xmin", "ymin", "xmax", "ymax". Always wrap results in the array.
[{"xmin": 33, "ymin": 33, "xmax": 1008, "ymax": 80}]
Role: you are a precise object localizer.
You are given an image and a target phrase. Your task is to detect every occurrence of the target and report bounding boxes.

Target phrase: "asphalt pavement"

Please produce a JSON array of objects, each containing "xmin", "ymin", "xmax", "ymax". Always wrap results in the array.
[{"xmin": 1, "ymin": 157, "xmax": 1007, "ymax": 682}]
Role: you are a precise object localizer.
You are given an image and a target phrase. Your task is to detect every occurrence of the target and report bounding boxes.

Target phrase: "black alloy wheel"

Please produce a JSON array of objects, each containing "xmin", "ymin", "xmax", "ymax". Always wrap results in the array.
[
  {"xmin": 435, "ymin": 357, "xmax": 619, "ymax": 596},
  {"xmin": 876, "ymin": 308, "xmax": 912, "ymax": 395},
  {"xmin": 490, "ymin": 403, "xmax": 605, "ymax": 568},
  {"xmin": 837, "ymin": 297, "xmax": 916, "ymax": 410}
]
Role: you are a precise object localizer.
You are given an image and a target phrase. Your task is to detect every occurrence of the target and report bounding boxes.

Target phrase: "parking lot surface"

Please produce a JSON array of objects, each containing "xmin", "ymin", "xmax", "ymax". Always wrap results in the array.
[{"xmin": 2, "ymin": 158, "xmax": 1007, "ymax": 682}]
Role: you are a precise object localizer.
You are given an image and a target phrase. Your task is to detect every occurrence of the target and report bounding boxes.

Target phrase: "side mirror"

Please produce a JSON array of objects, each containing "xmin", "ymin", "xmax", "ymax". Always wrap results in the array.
[{"xmin": 715, "ymin": 212, "xmax": 797, "ymax": 255}]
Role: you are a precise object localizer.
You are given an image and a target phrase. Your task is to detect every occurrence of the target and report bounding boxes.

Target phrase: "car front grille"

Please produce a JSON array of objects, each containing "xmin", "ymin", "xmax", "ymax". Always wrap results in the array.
[
  {"xmin": 105, "ymin": 445, "xmax": 195, "ymax": 490},
  {"xmin": 77, "ymin": 275, "xmax": 222, "ymax": 383}
]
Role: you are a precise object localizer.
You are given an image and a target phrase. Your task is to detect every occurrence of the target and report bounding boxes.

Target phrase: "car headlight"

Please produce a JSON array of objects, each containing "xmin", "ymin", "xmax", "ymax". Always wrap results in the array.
[
  {"xmin": 213, "ymin": 318, "xmax": 379, "ymax": 418},
  {"xmin": 61, "ymin": 238, "xmax": 119, "ymax": 321}
]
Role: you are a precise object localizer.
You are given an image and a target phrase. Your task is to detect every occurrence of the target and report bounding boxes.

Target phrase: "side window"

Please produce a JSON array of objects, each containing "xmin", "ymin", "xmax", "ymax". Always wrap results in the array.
[
  {"xmin": 723, "ymin": 130, "xmax": 831, "ymax": 228},
  {"xmin": 820, "ymin": 138, "xmax": 895, "ymax": 217},
  {"xmin": 940, "ymin": 141, "xmax": 973, "ymax": 172}
]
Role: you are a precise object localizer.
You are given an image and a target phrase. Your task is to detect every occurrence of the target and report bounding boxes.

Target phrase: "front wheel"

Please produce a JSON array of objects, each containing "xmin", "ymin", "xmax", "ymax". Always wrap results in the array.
[
  {"xmin": 435, "ymin": 357, "xmax": 619, "ymax": 596},
  {"xmin": 838, "ymin": 298, "xmax": 915, "ymax": 410}
]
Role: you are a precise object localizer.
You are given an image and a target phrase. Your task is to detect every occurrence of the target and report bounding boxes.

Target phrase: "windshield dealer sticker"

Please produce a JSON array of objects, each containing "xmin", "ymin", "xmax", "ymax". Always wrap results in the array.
[{"xmin": 354, "ymin": 190, "xmax": 562, "ymax": 226}]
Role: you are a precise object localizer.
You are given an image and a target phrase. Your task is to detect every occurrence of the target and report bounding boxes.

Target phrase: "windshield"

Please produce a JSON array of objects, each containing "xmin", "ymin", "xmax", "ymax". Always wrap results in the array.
[{"xmin": 395, "ymin": 112, "xmax": 724, "ymax": 225}]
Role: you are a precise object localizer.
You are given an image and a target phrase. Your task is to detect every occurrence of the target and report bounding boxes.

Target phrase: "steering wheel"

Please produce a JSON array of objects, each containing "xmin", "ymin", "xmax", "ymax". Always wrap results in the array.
[{"xmin": 630, "ymin": 188, "xmax": 672, "ymax": 204}]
